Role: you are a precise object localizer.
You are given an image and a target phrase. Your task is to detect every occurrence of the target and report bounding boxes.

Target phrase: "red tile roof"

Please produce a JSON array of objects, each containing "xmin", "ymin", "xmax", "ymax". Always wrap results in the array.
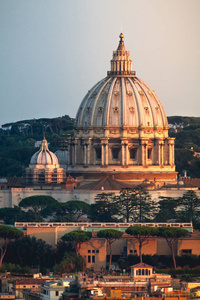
[
  {"xmin": 130, "ymin": 262, "xmax": 153, "ymax": 269},
  {"xmin": 78, "ymin": 177, "xmax": 155, "ymax": 191},
  {"xmin": 14, "ymin": 279, "xmax": 47, "ymax": 285},
  {"xmin": 0, "ymin": 177, "xmax": 24, "ymax": 187}
]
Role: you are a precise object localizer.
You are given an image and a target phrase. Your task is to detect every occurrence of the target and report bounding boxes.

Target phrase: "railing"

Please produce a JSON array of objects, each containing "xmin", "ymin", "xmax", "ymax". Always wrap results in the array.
[{"xmin": 14, "ymin": 222, "xmax": 193, "ymax": 232}]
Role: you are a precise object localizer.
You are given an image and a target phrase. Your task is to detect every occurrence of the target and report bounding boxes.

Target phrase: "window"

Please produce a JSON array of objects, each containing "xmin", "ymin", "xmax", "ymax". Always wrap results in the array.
[
  {"xmin": 112, "ymin": 148, "xmax": 119, "ymax": 159},
  {"xmin": 96, "ymin": 250, "xmax": 99, "ymax": 253},
  {"xmin": 95, "ymin": 148, "xmax": 101, "ymax": 160},
  {"xmin": 130, "ymin": 250, "xmax": 133, "ymax": 253},
  {"xmin": 92, "ymin": 256, "xmax": 95, "ymax": 263},
  {"xmin": 88, "ymin": 250, "xmax": 91, "ymax": 253},
  {"xmin": 130, "ymin": 148, "xmax": 137, "ymax": 159},
  {"xmin": 38, "ymin": 173, "xmax": 45, "ymax": 183},
  {"xmin": 148, "ymin": 148, "xmax": 152, "ymax": 159},
  {"xmin": 55, "ymin": 291, "xmax": 59, "ymax": 296},
  {"xmin": 92, "ymin": 250, "xmax": 95, "ymax": 253},
  {"xmin": 142, "ymin": 269, "xmax": 144, "ymax": 275},
  {"xmin": 88, "ymin": 256, "xmax": 91, "ymax": 263},
  {"xmin": 181, "ymin": 249, "xmax": 192, "ymax": 255}
]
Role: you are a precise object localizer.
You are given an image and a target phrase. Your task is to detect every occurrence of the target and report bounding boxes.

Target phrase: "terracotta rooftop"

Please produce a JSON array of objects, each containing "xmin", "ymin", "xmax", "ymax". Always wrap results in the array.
[
  {"xmin": 78, "ymin": 177, "xmax": 156, "ymax": 191},
  {"xmin": 181, "ymin": 177, "xmax": 200, "ymax": 187},
  {"xmin": 130, "ymin": 262, "xmax": 153, "ymax": 269},
  {"xmin": 14, "ymin": 279, "xmax": 47, "ymax": 285},
  {"xmin": 0, "ymin": 177, "xmax": 24, "ymax": 188},
  {"xmin": 78, "ymin": 177, "xmax": 133, "ymax": 191}
]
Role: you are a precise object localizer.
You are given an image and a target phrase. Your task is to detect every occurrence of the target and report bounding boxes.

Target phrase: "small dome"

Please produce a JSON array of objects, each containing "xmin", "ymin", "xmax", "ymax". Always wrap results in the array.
[
  {"xmin": 55, "ymin": 150, "xmax": 68, "ymax": 168},
  {"xmin": 30, "ymin": 138, "xmax": 59, "ymax": 166}
]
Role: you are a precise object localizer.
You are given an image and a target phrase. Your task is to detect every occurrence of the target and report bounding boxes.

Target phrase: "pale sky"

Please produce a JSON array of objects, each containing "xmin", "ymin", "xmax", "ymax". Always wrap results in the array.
[{"xmin": 0, "ymin": 0, "xmax": 200, "ymax": 125}]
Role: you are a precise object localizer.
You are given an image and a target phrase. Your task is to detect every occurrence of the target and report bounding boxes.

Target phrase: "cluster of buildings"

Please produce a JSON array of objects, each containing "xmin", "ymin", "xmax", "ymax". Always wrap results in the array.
[{"xmin": 1, "ymin": 267, "xmax": 199, "ymax": 300}]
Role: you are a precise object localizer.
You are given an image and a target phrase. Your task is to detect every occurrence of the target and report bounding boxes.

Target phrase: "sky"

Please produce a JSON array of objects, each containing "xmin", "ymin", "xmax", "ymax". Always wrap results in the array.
[{"xmin": 0, "ymin": 0, "xmax": 200, "ymax": 125}]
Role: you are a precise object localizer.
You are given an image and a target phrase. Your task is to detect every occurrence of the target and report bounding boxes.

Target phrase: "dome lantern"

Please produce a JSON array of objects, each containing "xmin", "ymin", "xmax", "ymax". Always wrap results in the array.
[{"xmin": 108, "ymin": 33, "xmax": 135, "ymax": 77}]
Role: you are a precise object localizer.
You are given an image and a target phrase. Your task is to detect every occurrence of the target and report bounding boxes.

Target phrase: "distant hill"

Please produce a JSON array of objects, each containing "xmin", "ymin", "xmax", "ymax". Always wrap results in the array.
[{"xmin": 0, "ymin": 115, "xmax": 199, "ymax": 178}]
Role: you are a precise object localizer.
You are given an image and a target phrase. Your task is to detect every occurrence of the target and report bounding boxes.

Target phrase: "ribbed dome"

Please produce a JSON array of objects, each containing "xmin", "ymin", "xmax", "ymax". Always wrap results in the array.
[
  {"xmin": 30, "ymin": 138, "xmax": 59, "ymax": 166},
  {"xmin": 75, "ymin": 76, "xmax": 168, "ymax": 129},
  {"xmin": 54, "ymin": 149, "xmax": 68, "ymax": 168},
  {"xmin": 75, "ymin": 33, "xmax": 168, "ymax": 132}
]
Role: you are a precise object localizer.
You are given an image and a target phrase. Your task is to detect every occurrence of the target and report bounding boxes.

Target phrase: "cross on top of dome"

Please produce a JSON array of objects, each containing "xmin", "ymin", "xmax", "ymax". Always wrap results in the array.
[
  {"xmin": 117, "ymin": 32, "xmax": 126, "ymax": 51},
  {"xmin": 108, "ymin": 33, "xmax": 136, "ymax": 77},
  {"xmin": 41, "ymin": 137, "xmax": 49, "ymax": 151}
]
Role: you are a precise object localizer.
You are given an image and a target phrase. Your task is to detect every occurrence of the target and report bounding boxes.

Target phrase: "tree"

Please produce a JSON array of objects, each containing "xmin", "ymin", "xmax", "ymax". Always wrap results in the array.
[
  {"xmin": 90, "ymin": 193, "xmax": 119, "ymax": 222},
  {"xmin": 0, "ymin": 225, "xmax": 23, "ymax": 268},
  {"xmin": 42, "ymin": 200, "xmax": 91, "ymax": 222},
  {"xmin": 133, "ymin": 186, "xmax": 156, "ymax": 222},
  {"xmin": 53, "ymin": 252, "xmax": 85, "ymax": 274},
  {"xmin": 115, "ymin": 188, "xmax": 138, "ymax": 222},
  {"xmin": 0, "ymin": 206, "xmax": 27, "ymax": 224},
  {"xmin": 154, "ymin": 197, "xmax": 179, "ymax": 222},
  {"xmin": 61, "ymin": 230, "xmax": 92, "ymax": 254},
  {"xmin": 5, "ymin": 236, "xmax": 55, "ymax": 270},
  {"xmin": 177, "ymin": 190, "xmax": 200, "ymax": 222},
  {"xmin": 157, "ymin": 227, "xmax": 188, "ymax": 269},
  {"xmin": 125, "ymin": 226, "xmax": 158, "ymax": 263},
  {"xmin": 115, "ymin": 187, "xmax": 155, "ymax": 222},
  {"xmin": 97, "ymin": 229, "xmax": 123, "ymax": 270},
  {"xmin": 63, "ymin": 201, "xmax": 91, "ymax": 221},
  {"xmin": 19, "ymin": 195, "xmax": 58, "ymax": 221}
]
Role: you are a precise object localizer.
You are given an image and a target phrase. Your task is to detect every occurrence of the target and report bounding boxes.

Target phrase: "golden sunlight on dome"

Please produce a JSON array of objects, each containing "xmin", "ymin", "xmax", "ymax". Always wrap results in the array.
[{"xmin": 68, "ymin": 33, "xmax": 177, "ymax": 184}]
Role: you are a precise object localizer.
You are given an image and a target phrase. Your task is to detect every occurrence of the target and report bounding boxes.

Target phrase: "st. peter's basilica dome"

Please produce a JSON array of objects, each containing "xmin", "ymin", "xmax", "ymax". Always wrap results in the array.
[{"xmin": 68, "ymin": 33, "xmax": 176, "ymax": 183}]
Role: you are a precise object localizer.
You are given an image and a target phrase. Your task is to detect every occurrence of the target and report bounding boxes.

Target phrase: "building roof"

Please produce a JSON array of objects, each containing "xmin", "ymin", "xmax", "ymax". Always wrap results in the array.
[
  {"xmin": 13, "ymin": 279, "xmax": 47, "ymax": 285},
  {"xmin": 78, "ymin": 177, "xmax": 133, "ymax": 191},
  {"xmin": 130, "ymin": 263, "xmax": 153, "ymax": 269},
  {"xmin": 78, "ymin": 177, "xmax": 156, "ymax": 191},
  {"xmin": 0, "ymin": 177, "xmax": 24, "ymax": 187},
  {"xmin": 181, "ymin": 177, "xmax": 200, "ymax": 188}
]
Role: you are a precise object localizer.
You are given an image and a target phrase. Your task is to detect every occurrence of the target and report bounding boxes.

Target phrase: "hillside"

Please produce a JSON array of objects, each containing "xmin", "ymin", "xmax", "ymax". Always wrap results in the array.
[{"xmin": 0, "ymin": 115, "xmax": 199, "ymax": 178}]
